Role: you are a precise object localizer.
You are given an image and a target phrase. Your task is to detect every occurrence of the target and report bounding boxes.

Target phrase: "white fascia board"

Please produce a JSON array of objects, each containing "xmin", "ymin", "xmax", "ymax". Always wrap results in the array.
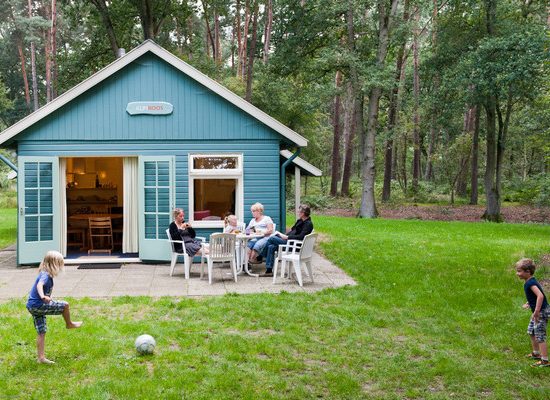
[
  {"xmin": 0, "ymin": 40, "xmax": 308, "ymax": 148},
  {"xmin": 280, "ymin": 149, "xmax": 322, "ymax": 177}
]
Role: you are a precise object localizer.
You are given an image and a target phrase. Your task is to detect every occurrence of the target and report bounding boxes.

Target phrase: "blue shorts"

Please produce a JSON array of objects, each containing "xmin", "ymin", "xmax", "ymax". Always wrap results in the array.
[
  {"xmin": 247, "ymin": 237, "xmax": 269, "ymax": 253},
  {"xmin": 527, "ymin": 307, "xmax": 550, "ymax": 343},
  {"xmin": 27, "ymin": 300, "xmax": 68, "ymax": 334}
]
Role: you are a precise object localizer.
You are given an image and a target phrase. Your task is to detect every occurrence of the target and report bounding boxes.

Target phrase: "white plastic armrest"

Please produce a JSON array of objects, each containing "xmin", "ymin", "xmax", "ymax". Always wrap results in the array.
[
  {"xmin": 169, "ymin": 239, "xmax": 185, "ymax": 245},
  {"xmin": 196, "ymin": 236, "xmax": 206, "ymax": 242}
]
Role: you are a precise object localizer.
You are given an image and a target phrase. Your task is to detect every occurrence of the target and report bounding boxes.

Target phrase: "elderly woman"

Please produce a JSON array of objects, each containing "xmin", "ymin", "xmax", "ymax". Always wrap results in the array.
[
  {"xmin": 246, "ymin": 202, "xmax": 274, "ymax": 264},
  {"xmin": 169, "ymin": 208, "xmax": 208, "ymax": 257}
]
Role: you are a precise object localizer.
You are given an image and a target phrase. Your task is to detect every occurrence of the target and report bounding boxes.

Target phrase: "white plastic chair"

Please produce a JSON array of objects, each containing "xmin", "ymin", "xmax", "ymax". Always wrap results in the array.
[
  {"xmin": 234, "ymin": 222, "xmax": 247, "ymax": 272},
  {"xmin": 201, "ymin": 233, "xmax": 237, "ymax": 284},
  {"xmin": 165, "ymin": 229, "xmax": 206, "ymax": 280},
  {"xmin": 273, "ymin": 232, "xmax": 318, "ymax": 287}
]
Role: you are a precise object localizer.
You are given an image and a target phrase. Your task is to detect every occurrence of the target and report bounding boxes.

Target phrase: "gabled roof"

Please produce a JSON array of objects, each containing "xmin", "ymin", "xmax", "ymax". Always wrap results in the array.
[
  {"xmin": 0, "ymin": 40, "xmax": 307, "ymax": 147},
  {"xmin": 280, "ymin": 150, "xmax": 322, "ymax": 177}
]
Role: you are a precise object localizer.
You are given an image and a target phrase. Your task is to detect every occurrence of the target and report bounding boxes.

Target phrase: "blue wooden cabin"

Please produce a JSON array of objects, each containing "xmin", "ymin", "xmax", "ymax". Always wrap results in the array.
[{"xmin": 0, "ymin": 41, "xmax": 321, "ymax": 265}]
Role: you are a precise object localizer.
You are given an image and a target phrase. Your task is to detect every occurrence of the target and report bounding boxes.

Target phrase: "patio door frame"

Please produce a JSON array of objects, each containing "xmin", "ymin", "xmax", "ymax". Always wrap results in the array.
[
  {"xmin": 138, "ymin": 155, "xmax": 175, "ymax": 261},
  {"xmin": 17, "ymin": 156, "xmax": 60, "ymax": 264}
]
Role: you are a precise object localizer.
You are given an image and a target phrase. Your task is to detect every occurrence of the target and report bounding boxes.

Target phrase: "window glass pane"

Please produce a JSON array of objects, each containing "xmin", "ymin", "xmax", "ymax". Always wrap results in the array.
[
  {"xmin": 158, "ymin": 214, "xmax": 170, "ymax": 232},
  {"xmin": 39, "ymin": 189, "xmax": 53, "ymax": 214},
  {"xmin": 25, "ymin": 189, "xmax": 38, "ymax": 214},
  {"xmin": 193, "ymin": 156, "xmax": 238, "ymax": 170},
  {"xmin": 157, "ymin": 188, "xmax": 170, "ymax": 213},
  {"xmin": 157, "ymin": 161, "xmax": 170, "ymax": 186},
  {"xmin": 193, "ymin": 179, "xmax": 236, "ymax": 220},
  {"xmin": 144, "ymin": 214, "xmax": 156, "ymax": 239},
  {"xmin": 40, "ymin": 216, "xmax": 53, "ymax": 240},
  {"xmin": 25, "ymin": 216, "xmax": 39, "ymax": 242},
  {"xmin": 144, "ymin": 188, "xmax": 156, "ymax": 212},
  {"xmin": 39, "ymin": 163, "xmax": 53, "ymax": 187},
  {"xmin": 144, "ymin": 162, "xmax": 157, "ymax": 186},
  {"xmin": 25, "ymin": 163, "xmax": 38, "ymax": 188}
]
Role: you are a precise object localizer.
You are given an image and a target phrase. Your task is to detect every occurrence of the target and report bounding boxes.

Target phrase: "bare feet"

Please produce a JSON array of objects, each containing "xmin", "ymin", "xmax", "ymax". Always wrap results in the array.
[
  {"xmin": 38, "ymin": 358, "xmax": 55, "ymax": 364},
  {"xmin": 66, "ymin": 321, "xmax": 83, "ymax": 329}
]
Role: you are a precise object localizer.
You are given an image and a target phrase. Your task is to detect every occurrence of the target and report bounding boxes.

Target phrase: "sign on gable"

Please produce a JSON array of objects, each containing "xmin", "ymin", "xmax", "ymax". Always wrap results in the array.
[{"xmin": 126, "ymin": 101, "xmax": 173, "ymax": 115}]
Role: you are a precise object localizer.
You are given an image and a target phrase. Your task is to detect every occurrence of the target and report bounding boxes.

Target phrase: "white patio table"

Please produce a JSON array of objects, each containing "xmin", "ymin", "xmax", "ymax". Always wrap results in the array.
[{"xmin": 234, "ymin": 232, "xmax": 264, "ymax": 277}]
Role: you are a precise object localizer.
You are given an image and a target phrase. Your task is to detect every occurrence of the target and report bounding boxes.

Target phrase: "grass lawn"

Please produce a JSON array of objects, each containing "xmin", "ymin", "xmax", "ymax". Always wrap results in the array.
[
  {"xmin": 0, "ymin": 208, "xmax": 16, "ymax": 249},
  {"xmin": 1, "ymin": 217, "xmax": 549, "ymax": 399}
]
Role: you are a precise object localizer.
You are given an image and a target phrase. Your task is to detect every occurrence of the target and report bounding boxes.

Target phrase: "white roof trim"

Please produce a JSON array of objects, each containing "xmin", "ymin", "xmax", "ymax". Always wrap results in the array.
[
  {"xmin": 280, "ymin": 150, "xmax": 322, "ymax": 177},
  {"xmin": 0, "ymin": 40, "xmax": 308, "ymax": 147}
]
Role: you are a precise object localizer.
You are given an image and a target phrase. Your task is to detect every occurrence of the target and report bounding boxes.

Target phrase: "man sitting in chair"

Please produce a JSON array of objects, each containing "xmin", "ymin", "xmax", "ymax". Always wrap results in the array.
[{"xmin": 261, "ymin": 204, "xmax": 314, "ymax": 277}]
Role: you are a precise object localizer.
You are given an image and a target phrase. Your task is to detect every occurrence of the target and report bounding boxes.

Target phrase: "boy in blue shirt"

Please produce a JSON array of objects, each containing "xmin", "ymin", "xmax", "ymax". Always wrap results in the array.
[
  {"xmin": 26, "ymin": 251, "xmax": 82, "ymax": 364},
  {"xmin": 516, "ymin": 258, "xmax": 550, "ymax": 367}
]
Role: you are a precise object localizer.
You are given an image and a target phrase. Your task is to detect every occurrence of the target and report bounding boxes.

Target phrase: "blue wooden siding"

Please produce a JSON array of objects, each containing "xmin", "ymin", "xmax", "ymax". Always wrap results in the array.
[
  {"xmin": 18, "ymin": 53, "xmax": 285, "ymax": 144},
  {"xmin": 18, "ymin": 140, "xmax": 281, "ymax": 231}
]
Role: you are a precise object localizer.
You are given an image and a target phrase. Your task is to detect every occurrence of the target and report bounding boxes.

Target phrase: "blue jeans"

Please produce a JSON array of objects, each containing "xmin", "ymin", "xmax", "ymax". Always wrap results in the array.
[{"xmin": 264, "ymin": 236, "xmax": 287, "ymax": 269}]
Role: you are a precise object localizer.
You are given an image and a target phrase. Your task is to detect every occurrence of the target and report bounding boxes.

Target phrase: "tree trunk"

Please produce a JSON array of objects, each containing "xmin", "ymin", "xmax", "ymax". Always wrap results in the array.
[
  {"xmin": 382, "ymin": 0, "xmax": 409, "ymax": 202},
  {"xmin": 424, "ymin": 0, "xmax": 439, "ymax": 181},
  {"xmin": 236, "ymin": 0, "xmax": 242, "ymax": 77},
  {"xmin": 245, "ymin": 3, "xmax": 259, "ymax": 101},
  {"xmin": 43, "ymin": 3, "xmax": 51, "ymax": 103},
  {"xmin": 330, "ymin": 71, "xmax": 343, "ymax": 197},
  {"xmin": 202, "ymin": 1, "xmax": 216, "ymax": 60},
  {"xmin": 241, "ymin": 0, "xmax": 250, "ymax": 79},
  {"xmin": 263, "ymin": 0, "xmax": 273, "ymax": 63},
  {"xmin": 90, "ymin": 0, "xmax": 120, "ymax": 58},
  {"xmin": 214, "ymin": 10, "xmax": 221, "ymax": 64},
  {"xmin": 482, "ymin": 0, "xmax": 502, "ymax": 222},
  {"xmin": 411, "ymin": 7, "xmax": 421, "ymax": 195},
  {"xmin": 27, "ymin": 0, "xmax": 39, "ymax": 110},
  {"xmin": 359, "ymin": 0, "xmax": 399, "ymax": 217},
  {"xmin": 341, "ymin": 80, "xmax": 356, "ymax": 197},
  {"xmin": 469, "ymin": 106, "xmax": 480, "ymax": 204},
  {"xmin": 15, "ymin": 35, "xmax": 31, "ymax": 111},
  {"xmin": 50, "ymin": 0, "xmax": 57, "ymax": 99}
]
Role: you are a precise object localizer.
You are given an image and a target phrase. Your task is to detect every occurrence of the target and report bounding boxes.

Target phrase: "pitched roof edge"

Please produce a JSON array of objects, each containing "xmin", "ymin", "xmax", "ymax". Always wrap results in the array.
[
  {"xmin": 280, "ymin": 150, "xmax": 322, "ymax": 177},
  {"xmin": 0, "ymin": 40, "xmax": 308, "ymax": 147}
]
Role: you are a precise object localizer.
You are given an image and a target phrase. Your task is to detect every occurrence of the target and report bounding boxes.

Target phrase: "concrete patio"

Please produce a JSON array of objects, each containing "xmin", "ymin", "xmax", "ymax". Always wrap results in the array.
[{"xmin": 0, "ymin": 245, "xmax": 356, "ymax": 301}]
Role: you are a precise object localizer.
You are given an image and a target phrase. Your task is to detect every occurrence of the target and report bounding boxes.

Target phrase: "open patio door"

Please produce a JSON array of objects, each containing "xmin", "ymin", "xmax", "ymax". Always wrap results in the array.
[
  {"xmin": 138, "ymin": 156, "xmax": 174, "ymax": 261},
  {"xmin": 17, "ymin": 157, "xmax": 60, "ymax": 264}
]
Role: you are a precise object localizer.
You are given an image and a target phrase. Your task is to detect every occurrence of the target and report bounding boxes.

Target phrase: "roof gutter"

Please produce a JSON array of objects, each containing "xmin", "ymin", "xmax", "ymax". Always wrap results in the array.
[
  {"xmin": 0, "ymin": 154, "xmax": 17, "ymax": 172},
  {"xmin": 280, "ymin": 148, "xmax": 301, "ymax": 232}
]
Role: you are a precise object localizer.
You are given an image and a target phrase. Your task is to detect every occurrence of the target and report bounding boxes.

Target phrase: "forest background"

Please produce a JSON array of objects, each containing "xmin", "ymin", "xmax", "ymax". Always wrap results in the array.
[{"xmin": 0, "ymin": 0, "xmax": 548, "ymax": 223}]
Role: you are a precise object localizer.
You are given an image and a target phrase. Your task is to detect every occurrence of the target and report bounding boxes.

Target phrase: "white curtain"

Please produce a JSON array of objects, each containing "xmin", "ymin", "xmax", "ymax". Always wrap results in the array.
[
  {"xmin": 123, "ymin": 157, "xmax": 139, "ymax": 253},
  {"xmin": 59, "ymin": 158, "xmax": 67, "ymax": 256}
]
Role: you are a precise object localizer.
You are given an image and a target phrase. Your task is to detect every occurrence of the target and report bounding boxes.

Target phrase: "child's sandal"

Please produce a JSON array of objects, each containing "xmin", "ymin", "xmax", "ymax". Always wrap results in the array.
[
  {"xmin": 531, "ymin": 360, "xmax": 550, "ymax": 368},
  {"xmin": 525, "ymin": 352, "xmax": 541, "ymax": 360}
]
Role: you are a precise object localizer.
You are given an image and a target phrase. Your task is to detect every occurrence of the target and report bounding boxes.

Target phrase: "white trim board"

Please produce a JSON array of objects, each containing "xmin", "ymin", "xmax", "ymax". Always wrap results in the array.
[
  {"xmin": 0, "ymin": 40, "xmax": 308, "ymax": 148},
  {"xmin": 280, "ymin": 150, "xmax": 322, "ymax": 177}
]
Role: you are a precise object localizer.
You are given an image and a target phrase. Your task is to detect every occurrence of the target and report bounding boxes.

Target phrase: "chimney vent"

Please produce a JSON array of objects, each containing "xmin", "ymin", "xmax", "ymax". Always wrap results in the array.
[{"xmin": 117, "ymin": 48, "xmax": 126, "ymax": 58}]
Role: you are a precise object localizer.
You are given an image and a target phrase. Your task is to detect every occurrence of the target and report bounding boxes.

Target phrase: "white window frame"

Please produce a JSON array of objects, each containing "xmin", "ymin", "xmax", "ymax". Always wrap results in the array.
[{"xmin": 188, "ymin": 153, "xmax": 244, "ymax": 228}]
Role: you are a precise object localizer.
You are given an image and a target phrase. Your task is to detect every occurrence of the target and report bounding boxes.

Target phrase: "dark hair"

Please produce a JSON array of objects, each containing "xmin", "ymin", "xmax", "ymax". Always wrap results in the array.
[
  {"xmin": 515, "ymin": 258, "xmax": 536, "ymax": 275},
  {"xmin": 299, "ymin": 204, "xmax": 311, "ymax": 217}
]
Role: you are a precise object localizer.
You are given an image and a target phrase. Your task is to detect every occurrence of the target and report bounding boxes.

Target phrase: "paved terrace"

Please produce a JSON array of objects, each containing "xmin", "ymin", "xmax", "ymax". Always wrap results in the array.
[{"xmin": 0, "ymin": 246, "xmax": 356, "ymax": 301}]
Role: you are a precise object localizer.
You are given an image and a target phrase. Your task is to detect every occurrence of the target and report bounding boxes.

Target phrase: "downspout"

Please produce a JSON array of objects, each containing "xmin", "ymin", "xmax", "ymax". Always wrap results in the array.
[
  {"xmin": 0, "ymin": 154, "xmax": 17, "ymax": 172},
  {"xmin": 280, "ymin": 148, "xmax": 301, "ymax": 232}
]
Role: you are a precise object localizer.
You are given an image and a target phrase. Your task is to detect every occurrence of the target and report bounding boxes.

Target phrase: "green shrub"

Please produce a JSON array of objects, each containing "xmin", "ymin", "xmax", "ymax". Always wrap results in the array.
[
  {"xmin": 0, "ymin": 189, "xmax": 16, "ymax": 208},
  {"xmin": 503, "ymin": 173, "xmax": 550, "ymax": 206}
]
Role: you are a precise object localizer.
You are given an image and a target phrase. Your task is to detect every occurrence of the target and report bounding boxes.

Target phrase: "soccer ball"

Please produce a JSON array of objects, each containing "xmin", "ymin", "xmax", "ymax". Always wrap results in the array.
[{"xmin": 135, "ymin": 334, "xmax": 156, "ymax": 355}]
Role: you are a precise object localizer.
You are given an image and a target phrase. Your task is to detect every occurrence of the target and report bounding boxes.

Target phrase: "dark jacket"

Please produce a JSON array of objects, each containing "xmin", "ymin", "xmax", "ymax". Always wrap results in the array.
[
  {"xmin": 169, "ymin": 221, "xmax": 196, "ymax": 253},
  {"xmin": 287, "ymin": 217, "xmax": 313, "ymax": 241}
]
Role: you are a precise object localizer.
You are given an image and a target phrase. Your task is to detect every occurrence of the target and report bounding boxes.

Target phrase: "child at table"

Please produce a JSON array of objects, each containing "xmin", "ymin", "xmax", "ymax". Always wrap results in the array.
[
  {"xmin": 224, "ymin": 214, "xmax": 241, "ymax": 233},
  {"xmin": 26, "ymin": 251, "xmax": 82, "ymax": 364}
]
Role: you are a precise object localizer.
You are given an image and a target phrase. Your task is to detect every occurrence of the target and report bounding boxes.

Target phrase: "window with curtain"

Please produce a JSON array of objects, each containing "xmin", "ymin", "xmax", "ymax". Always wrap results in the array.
[{"xmin": 189, "ymin": 154, "xmax": 242, "ymax": 226}]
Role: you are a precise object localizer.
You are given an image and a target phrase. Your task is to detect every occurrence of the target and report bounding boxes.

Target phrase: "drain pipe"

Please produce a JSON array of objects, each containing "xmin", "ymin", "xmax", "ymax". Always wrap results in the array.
[
  {"xmin": 0, "ymin": 154, "xmax": 17, "ymax": 173},
  {"xmin": 280, "ymin": 148, "xmax": 301, "ymax": 232}
]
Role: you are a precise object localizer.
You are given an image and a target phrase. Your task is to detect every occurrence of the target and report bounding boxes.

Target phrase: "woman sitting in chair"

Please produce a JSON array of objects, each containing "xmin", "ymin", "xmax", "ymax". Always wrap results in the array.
[
  {"xmin": 169, "ymin": 208, "xmax": 208, "ymax": 257},
  {"xmin": 261, "ymin": 204, "xmax": 313, "ymax": 276}
]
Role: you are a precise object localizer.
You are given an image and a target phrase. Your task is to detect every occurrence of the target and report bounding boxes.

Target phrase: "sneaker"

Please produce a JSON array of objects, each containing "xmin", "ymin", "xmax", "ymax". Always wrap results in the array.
[
  {"xmin": 526, "ymin": 352, "xmax": 542, "ymax": 360},
  {"xmin": 261, "ymin": 269, "xmax": 273, "ymax": 277},
  {"xmin": 531, "ymin": 359, "xmax": 550, "ymax": 368}
]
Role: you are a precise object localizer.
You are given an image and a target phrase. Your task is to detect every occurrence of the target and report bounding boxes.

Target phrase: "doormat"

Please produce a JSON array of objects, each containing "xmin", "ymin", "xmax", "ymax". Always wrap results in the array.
[{"xmin": 77, "ymin": 263, "xmax": 122, "ymax": 270}]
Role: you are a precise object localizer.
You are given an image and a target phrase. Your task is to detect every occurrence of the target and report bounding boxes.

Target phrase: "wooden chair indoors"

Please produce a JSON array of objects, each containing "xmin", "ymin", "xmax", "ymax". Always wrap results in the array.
[{"xmin": 88, "ymin": 217, "xmax": 113, "ymax": 255}]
